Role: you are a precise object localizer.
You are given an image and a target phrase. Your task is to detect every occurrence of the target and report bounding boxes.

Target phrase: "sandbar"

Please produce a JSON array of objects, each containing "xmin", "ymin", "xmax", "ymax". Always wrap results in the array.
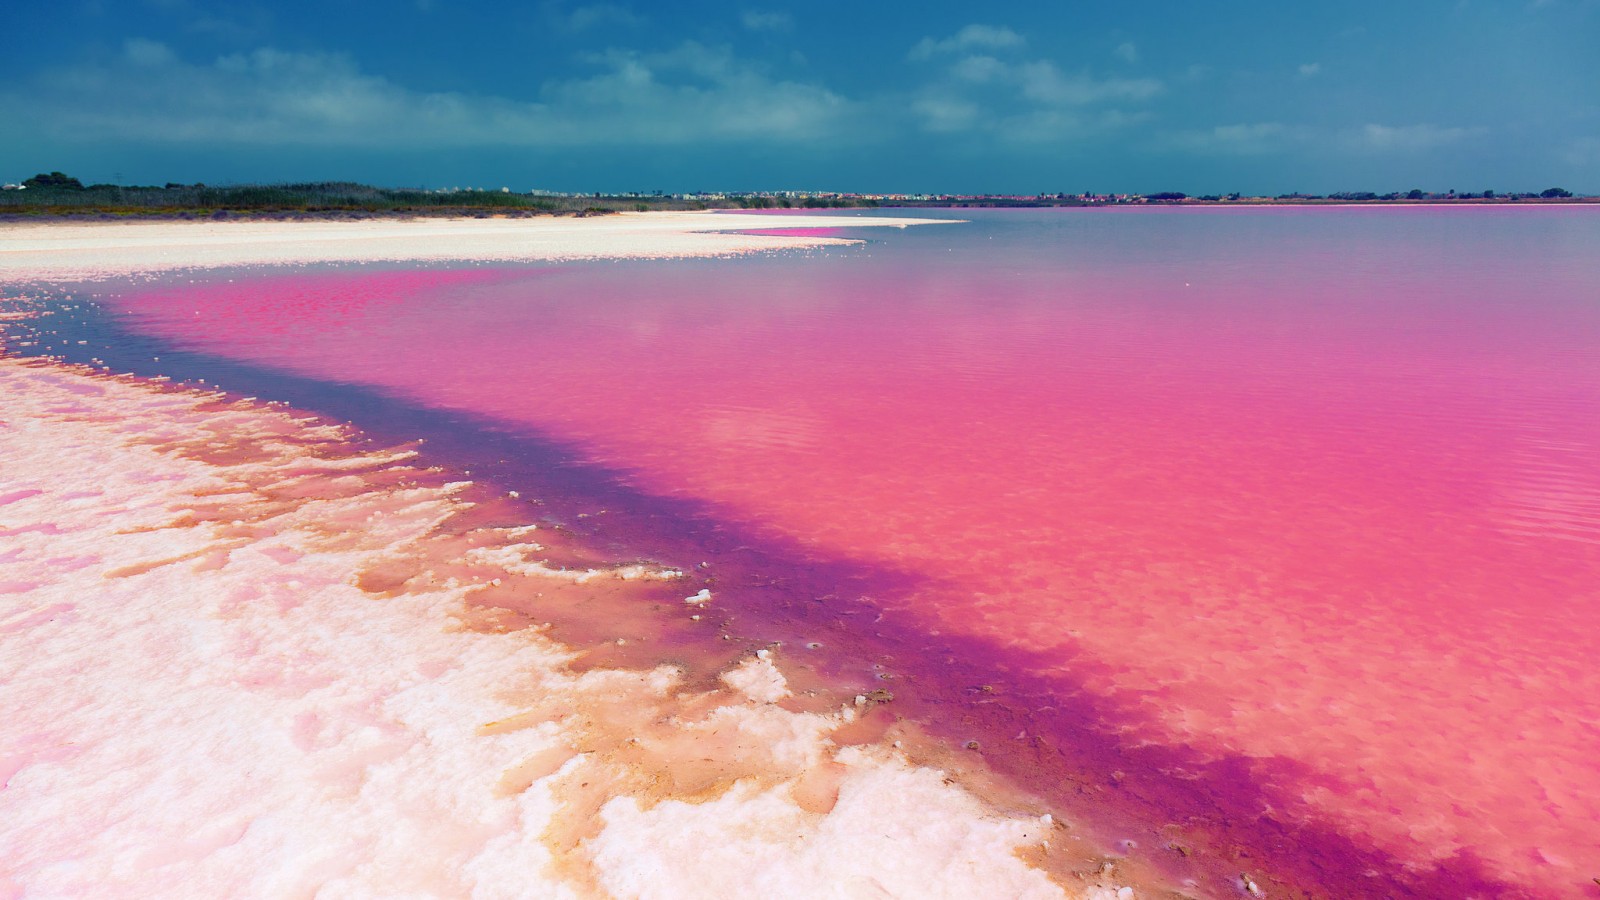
[{"xmin": 0, "ymin": 211, "xmax": 957, "ymax": 280}]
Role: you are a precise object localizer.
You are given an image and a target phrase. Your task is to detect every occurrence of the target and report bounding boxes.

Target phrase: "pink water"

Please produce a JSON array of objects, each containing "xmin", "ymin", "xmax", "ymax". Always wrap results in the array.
[{"xmin": 87, "ymin": 207, "xmax": 1600, "ymax": 895}]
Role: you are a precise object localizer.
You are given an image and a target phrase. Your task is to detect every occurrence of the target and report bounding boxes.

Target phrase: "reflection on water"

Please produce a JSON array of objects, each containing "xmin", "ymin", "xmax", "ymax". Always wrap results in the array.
[{"xmin": 57, "ymin": 207, "xmax": 1600, "ymax": 895}]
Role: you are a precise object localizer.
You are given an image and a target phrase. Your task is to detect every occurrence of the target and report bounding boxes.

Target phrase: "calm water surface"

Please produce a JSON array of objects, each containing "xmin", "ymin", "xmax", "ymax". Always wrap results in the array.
[{"xmin": 72, "ymin": 208, "xmax": 1600, "ymax": 895}]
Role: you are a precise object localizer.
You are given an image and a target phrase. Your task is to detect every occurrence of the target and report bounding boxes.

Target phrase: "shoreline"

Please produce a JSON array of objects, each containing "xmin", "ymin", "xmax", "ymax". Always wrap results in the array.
[
  {"xmin": 0, "ymin": 351, "xmax": 1104, "ymax": 898},
  {"xmin": 0, "ymin": 216, "xmax": 1152, "ymax": 898},
  {"xmin": 6, "ymin": 212, "xmax": 1571, "ymax": 896}
]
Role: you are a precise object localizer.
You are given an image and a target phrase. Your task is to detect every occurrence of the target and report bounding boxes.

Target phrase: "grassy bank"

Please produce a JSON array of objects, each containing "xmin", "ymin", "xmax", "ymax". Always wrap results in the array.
[{"xmin": 0, "ymin": 178, "xmax": 877, "ymax": 220}]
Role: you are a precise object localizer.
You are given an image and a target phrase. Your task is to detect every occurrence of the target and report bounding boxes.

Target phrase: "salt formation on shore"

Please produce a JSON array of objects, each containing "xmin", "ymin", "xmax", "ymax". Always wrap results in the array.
[
  {"xmin": 0, "ymin": 354, "xmax": 1120, "ymax": 898},
  {"xmin": 0, "ymin": 212, "xmax": 955, "ymax": 280}
]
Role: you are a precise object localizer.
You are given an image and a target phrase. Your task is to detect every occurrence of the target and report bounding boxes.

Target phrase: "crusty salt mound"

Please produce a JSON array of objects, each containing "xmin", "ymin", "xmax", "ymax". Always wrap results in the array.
[
  {"xmin": 0, "ymin": 356, "xmax": 1128, "ymax": 899},
  {"xmin": 0, "ymin": 212, "xmax": 955, "ymax": 280}
]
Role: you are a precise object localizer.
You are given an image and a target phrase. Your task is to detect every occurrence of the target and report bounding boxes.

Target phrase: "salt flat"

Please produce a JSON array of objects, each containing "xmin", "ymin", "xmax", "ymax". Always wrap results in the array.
[{"xmin": 0, "ymin": 211, "xmax": 956, "ymax": 279}]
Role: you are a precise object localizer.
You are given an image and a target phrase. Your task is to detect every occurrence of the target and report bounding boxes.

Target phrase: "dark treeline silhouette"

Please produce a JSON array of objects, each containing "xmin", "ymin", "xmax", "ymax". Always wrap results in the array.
[
  {"xmin": 0, "ymin": 174, "xmax": 876, "ymax": 218},
  {"xmin": 1, "ymin": 172, "xmax": 1586, "ymax": 216}
]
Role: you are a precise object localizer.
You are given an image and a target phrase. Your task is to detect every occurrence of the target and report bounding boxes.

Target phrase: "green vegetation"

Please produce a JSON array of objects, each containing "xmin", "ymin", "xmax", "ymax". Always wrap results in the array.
[
  {"xmin": 0, "ymin": 172, "xmax": 1585, "ymax": 217},
  {"xmin": 0, "ymin": 174, "xmax": 877, "ymax": 219},
  {"xmin": 800, "ymin": 197, "xmax": 869, "ymax": 208},
  {"xmin": 735, "ymin": 195, "xmax": 873, "ymax": 209},
  {"xmin": 1, "ymin": 177, "xmax": 611, "ymax": 218},
  {"xmin": 23, "ymin": 171, "xmax": 86, "ymax": 190}
]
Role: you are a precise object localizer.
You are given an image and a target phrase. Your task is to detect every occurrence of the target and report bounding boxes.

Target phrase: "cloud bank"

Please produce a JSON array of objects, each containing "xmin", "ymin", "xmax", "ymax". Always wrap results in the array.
[
  {"xmin": 5, "ymin": 39, "xmax": 852, "ymax": 149},
  {"xmin": 907, "ymin": 25, "xmax": 1162, "ymax": 141}
]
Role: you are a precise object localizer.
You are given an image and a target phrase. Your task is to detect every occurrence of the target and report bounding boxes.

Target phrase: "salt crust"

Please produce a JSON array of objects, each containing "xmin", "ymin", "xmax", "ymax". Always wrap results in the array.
[
  {"xmin": 0, "ymin": 358, "xmax": 1110, "ymax": 899},
  {"xmin": 0, "ymin": 212, "xmax": 957, "ymax": 280}
]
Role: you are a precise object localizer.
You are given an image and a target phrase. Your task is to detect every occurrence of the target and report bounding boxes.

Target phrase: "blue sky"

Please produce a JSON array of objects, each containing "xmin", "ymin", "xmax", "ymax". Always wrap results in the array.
[{"xmin": 4, "ymin": 1, "xmax": 1597, "ymax": 193}]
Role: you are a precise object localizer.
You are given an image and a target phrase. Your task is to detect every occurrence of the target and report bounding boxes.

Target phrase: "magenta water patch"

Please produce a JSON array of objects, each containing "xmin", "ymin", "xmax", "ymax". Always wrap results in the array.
[
  {"xmin": 112, "ymin": 267, "xmax": 519, "ymax": 358},
  {"xmin": 95, "ymin": 207, "xmax": 1600, "ymax": 894},
  {"xmin": 0, "ymin": 490, "xmax": 45, "ymax": 507},
  {"xmin": 0, "ymin": 524, "xmax": 63, "ymax": 538}
]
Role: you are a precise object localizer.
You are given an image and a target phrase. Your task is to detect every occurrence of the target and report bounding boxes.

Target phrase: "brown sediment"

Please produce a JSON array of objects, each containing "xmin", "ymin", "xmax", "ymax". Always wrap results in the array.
[
  {"xmin": 85, "ymin": 396, "xmax": 1071, "ymax": 888},
  {"xmin": 339, "ymin": 492, "xmax": 1167, "ymax": 894},
  {"xmin": 10, "ymin": 379, "xmax": 1150, "ymax": 892},
  {"xmin": 6, "ymin": 283, "xmax": 1555, "ymax": 898},
  {"xmin": 104, "ymin": 541, "xmax": 248, "ymax": 577},
  {"xmin": 0, "ymin": 336, "xmax": 1106, "ymax": 896}
]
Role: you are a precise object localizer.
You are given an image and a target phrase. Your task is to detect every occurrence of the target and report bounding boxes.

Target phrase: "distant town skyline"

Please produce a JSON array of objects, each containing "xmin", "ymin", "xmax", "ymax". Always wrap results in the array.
[{"xmin": 4, "ymin": 1, "xmax": 1597, "ymax": 194}]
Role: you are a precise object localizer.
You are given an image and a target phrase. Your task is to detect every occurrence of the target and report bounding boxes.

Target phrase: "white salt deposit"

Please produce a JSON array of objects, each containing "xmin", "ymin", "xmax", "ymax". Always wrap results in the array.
[
  {"xmin": 721, "ymin": 655, "xmax": 792, "ymax": 705},
  {"xmin": 0, "ymin": 356, "xmax": 1120, "ymax": 898},
  {"xmin": 0, "ymin": 212, "xmax": 957, "ymax": 280}
]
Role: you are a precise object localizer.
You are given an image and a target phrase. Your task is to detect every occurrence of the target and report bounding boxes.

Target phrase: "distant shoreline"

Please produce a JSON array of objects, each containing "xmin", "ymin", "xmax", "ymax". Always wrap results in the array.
[
  {"xmin": 874, "ymin": 196, "xmax": 1599, "ymax": 209},
  {"xmin": 3, "ymin": 175, "xmax": 1590, "ymax": 220},
  {"xmin": 0, "ymin": 207, "xmax": 621, "ymax": 224},
  {"xmin": 2, "ymin": 197, "xmax": 1592, "ymax": 223}
]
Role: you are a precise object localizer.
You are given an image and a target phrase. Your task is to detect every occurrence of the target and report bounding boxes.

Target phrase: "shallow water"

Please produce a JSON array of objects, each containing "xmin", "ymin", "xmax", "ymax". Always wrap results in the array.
[{"xmin": 28, "ymin": 207, "xmax": 1600, "ymax": 895}]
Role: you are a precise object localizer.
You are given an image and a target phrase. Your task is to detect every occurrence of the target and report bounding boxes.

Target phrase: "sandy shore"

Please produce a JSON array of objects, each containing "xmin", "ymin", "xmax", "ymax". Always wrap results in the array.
[
  {"xmin": 0, "ymin": 217, "xmax": 1143, "ymax": 898},
  {"xmin": 0, "ymin": 355, "xmax": 1087, "ymax": 898},
  {"xmin": 0, "ymin": 211, "xmax": 955, "ymax": 280}
]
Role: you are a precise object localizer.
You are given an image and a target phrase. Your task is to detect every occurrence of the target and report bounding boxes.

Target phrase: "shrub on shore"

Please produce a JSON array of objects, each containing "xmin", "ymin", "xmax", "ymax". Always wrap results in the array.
[{"xmin": 0, "ymin": 175, "xmax": 881, "ymax": 219}]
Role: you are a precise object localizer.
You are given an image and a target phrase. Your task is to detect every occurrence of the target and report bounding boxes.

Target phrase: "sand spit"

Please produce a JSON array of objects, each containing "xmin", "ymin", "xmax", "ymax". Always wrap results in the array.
[
  {"xmin": 0, "ymin": 353, "xmax": 1136, "ymax": 899},
  {"xmin": 0, "ymin": 212, "xmax": 955, "ymax": 280}
]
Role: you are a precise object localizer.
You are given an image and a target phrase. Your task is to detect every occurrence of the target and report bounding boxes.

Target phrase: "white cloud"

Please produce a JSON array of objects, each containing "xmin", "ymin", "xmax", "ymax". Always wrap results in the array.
[
  {"xmin": 993, "ymin": 107, "xmax": 1154, "ymax": 145},
  {"xmin": 740, "ymin": 10, "xmax": 793, "ymax": 31},
  {"xmin": 552, "ymin": 3, "xmax": 643, "ymax": 31},
  {"xmin": 134, "ymin": 0, "xmax": 266, "ymax": 40},
  {"xmin": 1166, "ymin": 122, "xmax": 1308, "ymax": 155},
  {"xmin": 1114, "ymin": 42, "xmax": 1139, "ymax": 64},
  {"xmin": 1017, "ymin": 61, "xmax": 1162, "ymax": 105},
  {"xmin": 1298, "ymin": 62, "xmax": 1322, "ymax": 77},
  {"xmin": 1348, "ymin": 123, "xmax": 1483, "ymax": 152},
  {"xmin": 123, "ymin": 38, "xmax": 176, "ymax": 67},
  {"xmin": 909, "ymin": 62, "xmax": 1160, "ymax": 140},
  {"xmin": 906, "ymin": 28, "xmax": 1162, "ymax": 140},
  {"xmin": 546, "ymin": 43, "xmax": 849, "ymax": 138},
  {"xmin": 3, "ymin": 41, "xmax": 853, "ymax": 149},
  {"xmin": 910, "ymin": 96, "xmax": 981, "ymax": 133},
  {"xmin": 1164, "ymin": 121, "xmax": 1486, "ymax": 157},
  {"xmin": 949, "ymin": 54, "xmax": 1008, "ymax": 84},
  {"xmin": 909, "ymin": 24, "xmax": 1025, "ymax": 60}
]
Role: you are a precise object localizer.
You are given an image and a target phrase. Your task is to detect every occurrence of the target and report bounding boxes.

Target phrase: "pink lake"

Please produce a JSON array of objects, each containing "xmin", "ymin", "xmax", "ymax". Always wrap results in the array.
[{"xmin": 71, "ymin": 207, "xmax": 1600, "ymax": 896}]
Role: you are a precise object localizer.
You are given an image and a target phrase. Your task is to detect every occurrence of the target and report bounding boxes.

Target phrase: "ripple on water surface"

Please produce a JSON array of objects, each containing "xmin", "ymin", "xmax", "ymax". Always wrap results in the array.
[{"xmin": 16, "ymin": 206, "xmax": 1600, "ymax": 896}]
